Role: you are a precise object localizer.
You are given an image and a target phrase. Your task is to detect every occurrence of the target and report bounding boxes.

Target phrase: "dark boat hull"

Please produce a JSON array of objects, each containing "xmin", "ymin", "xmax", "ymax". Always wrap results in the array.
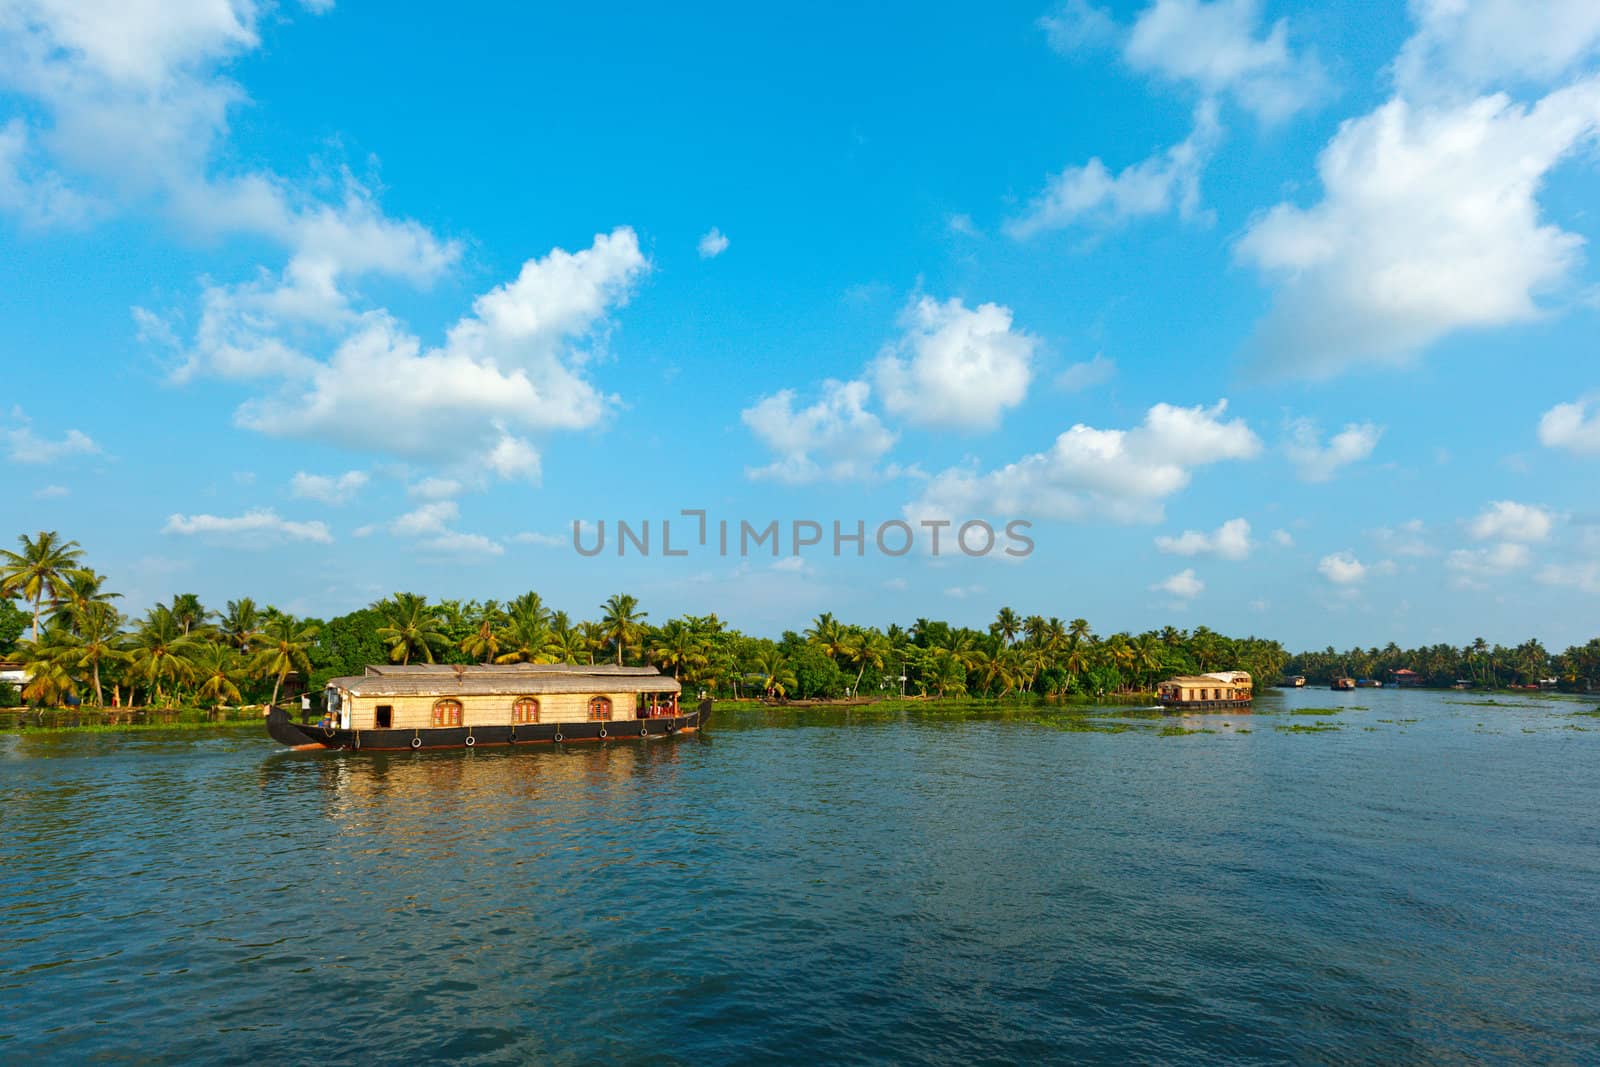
[
  {"xmin": 267, "ymin": 700, "xmax": 713, "ymax": 752},
  {"xmin": 1158, "ymin": 699, "xmax": 1253, "ymax": 710}
]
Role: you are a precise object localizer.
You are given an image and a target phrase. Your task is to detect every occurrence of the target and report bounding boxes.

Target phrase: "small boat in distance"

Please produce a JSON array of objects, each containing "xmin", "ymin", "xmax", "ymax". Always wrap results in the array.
[
  {"xmin": 1332, "ymin": 677, "xmax": 1356, "ymax": 691},
  {"xmin": 267, "ymin": 663, "xmax": 707, "ymax": 752},
  {"xmin": 1279, "ymin": 675, "xmax": 1306, "ymax": 688},
  {"xmin": 1157, "ymin": 671, "xmax": 1253, "ymax": 710}
]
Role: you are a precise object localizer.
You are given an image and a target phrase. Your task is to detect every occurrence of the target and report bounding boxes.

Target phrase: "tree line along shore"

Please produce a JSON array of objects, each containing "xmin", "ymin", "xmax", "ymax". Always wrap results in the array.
[{"xmin": 2, "ymin": 530, "xmax": 1596, "ymax": 721}]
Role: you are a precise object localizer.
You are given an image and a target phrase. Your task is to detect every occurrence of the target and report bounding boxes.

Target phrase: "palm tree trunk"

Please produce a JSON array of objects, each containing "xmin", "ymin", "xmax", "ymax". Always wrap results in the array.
[
  {"xmin": 93, "ymin": 661, "xmax": 103, "ymax": 708},
  {"xmin": 31, "ymin": 595, "xmax": 41, "ymax": 641},
  {"xmin": 270, "ymin": 671, "xmax": 283, "ymax": 708}
]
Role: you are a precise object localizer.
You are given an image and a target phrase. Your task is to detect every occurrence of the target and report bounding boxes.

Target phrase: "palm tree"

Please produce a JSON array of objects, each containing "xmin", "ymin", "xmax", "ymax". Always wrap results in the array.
[
  {"xmin": 0, "ymin": 531, "xmax": 85, "ymax": 640},
  {"xmin": 649, "ymin": 620, "xmax": 707, "ymax": 679},
  {"xmin": 123, "ymin": 605, "xmax": 199, "ymax": 706},
  {"xmin": 60, "ymin": 602, "xmax": 125, "ymax": 706},
  {"xmin": 805, "ymin": 613, "xmax": 850, "ymax": 664},
  {"xmin": 845, "ymin": 628, "xmax": 891, "ymax": 690},
  {"xmin": 991, "ymin": 606, "xmax": 1022, "ymax": 646},
  {"xmin": 551, "ymin": 627, "xmax": 590, "ymax": 665},
  {"xmin": 169, "ymin": 593, "xmax": 209, "ymax": 636},
  {"xmin": 376, "ymin": 592, "xmax": 447, "ymax": 665},
  {"xmin": 494, "ymin": 613, "xmax": 561, "ymax": 664},
  {"xmin": 460, "ymin": 602, "xmax": 506, "ymax": 664},
  {"xmin": 751, "ymin": 650, "xmax": 796, "ymax": 699},
  {"xmin": 47, "ymin": 569, "xmax": 120, "ymax": 635},
  {"xmin": 600, "ymin": 594, "xmax": 647, "ymax": 666},
  {"xmin": 12, "ymin": 633, "xmax": 76, "ymax": 707},
  {"xmin": 218, "ymin": 598, "xmax": 262, "ymax": 653},
  {"xmin": 253, "ymin": 614, "xmax": 318, "ymax": 707},
  {"xmin": 193, "ymin": 644, "xmax": 246, "ymax": 707}
]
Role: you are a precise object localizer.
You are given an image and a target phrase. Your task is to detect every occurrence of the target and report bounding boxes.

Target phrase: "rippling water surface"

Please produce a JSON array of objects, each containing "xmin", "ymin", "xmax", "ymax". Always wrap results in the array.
[{"xmin": 3, "ymin": 689, "xmax": 1599, "ymax": 1064}]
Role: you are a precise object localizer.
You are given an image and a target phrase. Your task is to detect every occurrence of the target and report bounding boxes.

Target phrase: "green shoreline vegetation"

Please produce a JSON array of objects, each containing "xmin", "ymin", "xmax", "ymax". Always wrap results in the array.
[{"xmin": 3, "ymin": 529, "xmax": 1598, "ymax": 734}]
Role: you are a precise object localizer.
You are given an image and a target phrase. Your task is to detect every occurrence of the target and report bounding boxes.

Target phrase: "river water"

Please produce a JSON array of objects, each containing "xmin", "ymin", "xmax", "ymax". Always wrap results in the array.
[{"xmin": 3, "ymin": 688, "xmax": 1598, "ymax": 1064}]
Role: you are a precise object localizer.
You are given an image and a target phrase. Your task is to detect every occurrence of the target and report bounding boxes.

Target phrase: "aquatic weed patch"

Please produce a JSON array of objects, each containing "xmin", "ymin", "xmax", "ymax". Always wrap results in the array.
[{"xmin": 1275, "ymin": 722, "xmax": 1343, "ymax": 733}]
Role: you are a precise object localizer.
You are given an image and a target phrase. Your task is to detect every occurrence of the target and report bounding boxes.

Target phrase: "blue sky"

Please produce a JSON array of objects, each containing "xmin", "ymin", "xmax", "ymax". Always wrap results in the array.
[{"xmin": 3, "ymin": 0, "xmax": 1600, "ymax": 649}]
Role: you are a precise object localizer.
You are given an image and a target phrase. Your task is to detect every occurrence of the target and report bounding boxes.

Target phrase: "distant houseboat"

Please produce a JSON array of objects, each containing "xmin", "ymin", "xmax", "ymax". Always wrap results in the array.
[
  {"xmin": 1157, "ymin": 671, "xmax": 1253, "ymax": 710},
  {"xmin": 1279, "ymin": 675, "xmax": 1306, "ymax": 688},
  {"xmin": 266, "ymin": 664, "xmax": 707, "ymax": 752},
  {"xmin": 1388, "ymin": 668, "xmax": 1423, "ymax": 687},
  {"xmin": 1332, "ymin": 677, "xmax": 1356, "ymax": 691},
  {"xmin": 1355, "ymin": 678, "xmax": 1383, "ymax": 688}
]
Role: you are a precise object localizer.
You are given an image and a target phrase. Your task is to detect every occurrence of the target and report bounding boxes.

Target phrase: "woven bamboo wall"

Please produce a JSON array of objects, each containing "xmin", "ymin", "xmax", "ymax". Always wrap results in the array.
[{"xmin": 347, "ymin": 690, "xmax": 649, "ymax": 730}]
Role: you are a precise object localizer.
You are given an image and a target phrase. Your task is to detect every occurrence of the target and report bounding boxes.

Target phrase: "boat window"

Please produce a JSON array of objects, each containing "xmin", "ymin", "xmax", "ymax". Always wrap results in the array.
[
  {"xmin": 513, "ymin": 696, "xmax": 540, "ymax": 724},
  {"xmin": 432, "ymin": 699, "xmax": 463, "ymax": 727},
  {"xmin": 375, "ymin": 704, "xmax": 393, "ymax": 729},
  {"xmin": 588, "ymin": 696, "xmax": 613, "ymax": 721}
]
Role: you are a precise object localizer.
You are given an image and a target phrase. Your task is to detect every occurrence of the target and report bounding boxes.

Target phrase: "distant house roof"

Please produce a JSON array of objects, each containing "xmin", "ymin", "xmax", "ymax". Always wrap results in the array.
[{"xmin": 1390, "ymin": 668, "xmax": 1420, "ymax": 676}]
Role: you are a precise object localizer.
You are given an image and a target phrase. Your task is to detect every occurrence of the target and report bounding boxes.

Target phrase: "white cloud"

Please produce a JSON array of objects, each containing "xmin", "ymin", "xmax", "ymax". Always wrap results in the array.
[
  {"xmin": 1536, "ymin": 560, "xmax": 1600, "ymax": 594},
  {"xmin": 1124, "ymin": 0, "xmax": 1327, "ymax": 122},
  {"xmin": 872, "ymin": 296, "xmax": 1036, "ymax": 431},
  {"xmin": 1007, "ymin": 100, "xmax": 1221, "ymax": 238},
  {"xmin": 408, "ymin": 476, "xmax": 462, "ymax": 500},
  {"xmin": 1318, "ymin": 551, "xmax": 1368, "ymax": 585},
  {"xmin": 1394, "ymin": 0, "xmax": 1600, "ymax": 99},
  {"xmin": 1538, "ymin": 397, "xmax": 1600, "ymax": 455},
  {"xmin": 1055, "ymin": 354, "xmax": 1116, "ymax": 392},
  {"xmin": 1447, "ymin": 542, "xmax": 1532, "ymax": 588},
  {"xmin": 742, "ymin": 379, "xmax": 897, "ymax": 484},
  {"xmin": 1040, "ymin": 0, "xmax": 1118, "ymax": 53},
  {"xmin": 224, "ymin": 228, "xmax": 649, "ymax": 468},
  {"xmin": 697, "ymin": 227, "xmax": 729, "ymax": 258},
  {"xmin": 1369, "ymin": 518, "xmax": 1431, "ymax": 557},
  {"xmin": 164, "ymin": 508, "xmax": 332, "ymax": 545},
  {"xmin": 1236, "ymin": 81, "xmax": 1600, "ymax": 378},
  {"xmin": 4, "ymin": 408, "xmax": 100, "ymax": 464},
  {"xmin": 290, "ymin": 469, "xmax": 368, "ymax": 504},
  {"xmin": 0, "ymin": 118, "xmax": 97, "ymax": 227},
  {"xmin": 944, "ymin": 584, "xmax": 986, "ymax": 599},
  {"xmin": 1467, "ymin": 500, "xmax": 1553, "ymax": 542},
  {"xmin": 390, "ymin": 500, "xmax": 458, "ymax": 537},
  {"xmin": 1155, "ymin": 517, "xmax": 1252, "ymax": 559},
  {"xmin": 1152, "ymin": 567, "xmax": 1203, "ymax": 598},
  {"xmin": 910, "ymin": 399, "xmax": 1260, "ymax": 525},
  {"xmin": 33, "ymin": 484, "xmax": 69, "ymax": 499},
  {"xmin": 1271, "ymin": 528, "xmax": 1294, "ymax": 547},
  {"xmin": 1284, "ymin": 418, "xmax": 1383, "ymax": 482},
  {"xmin": 422, "ymin": 531, "xmax": 504, "ymax": 559}
]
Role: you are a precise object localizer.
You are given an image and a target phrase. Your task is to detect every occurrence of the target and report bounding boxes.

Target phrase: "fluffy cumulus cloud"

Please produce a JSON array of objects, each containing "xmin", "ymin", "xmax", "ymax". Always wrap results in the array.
[
  {"xmin": 1447, "ymin": 542, "xmax": 1532, "ymax": 588},
  {"xmin": 0, "ymin": 1, "xmax": 651, "ymax": 484},
  {"xmin": 1153, "ymin": 567, "xmax": 1203, "ymax": 598},
  {"xmin": 383, "ymin": 500, "xmax": 503, "ymax": 559},
  {"xmin": 741, "ymin": 379, "xmax": 897, "ymax": 484},
  {"xmin": 224, "ymin": 228, "xmax": 649, "ymax": 474},
  {"xmin": 1394, "ymin": 0, "xmax": 1600, "ymax": 98},
  {"xmin": 1538, "ymin": 397, "xmax": 1600, "ymax": 455},
  {"xmin": 1466, "ymin": 500, "xmax": 1553, "ymax": 542},
  {"xmin": 164, "ymin": 508, "xmax": 332, "ymax": 546},
  {"xmin": 290, "ymin": 469, "xmax": 368, "ymax": 504},
  {"xmin": 872, "ymin": 296, "xmax": 1036, "ymax": 431},
  {"xmin": 3, "ymin": 407, "xmax": 100, "ymax": 464},
  {"xmin": 1155, "ymin": 517, "xmax": 1252, "ymax": 559},
  {"xmin": 1007, "ymin": 100, "xmax": 1220, "ymax": 237},
  {"xmin": 697, "ymin": 226, "xmax": 729, "ymax": 258},
  {"xmin": 1041, "ymin": 0, "xmax": 1324, "ymax": 122},
  {"xmin": 1369, "ymin": 518, "xmax": 1431, "ymax": 557},
  {"xmin": 1537, "ymin": 561, "xmax": 1600, "ymax": 594},
  {"xmin": 1317, "ymin": 551, "xmax": 1368, "ymax": 585},
  {"xmin": 1236, "ymin": 80, "xmax": 1600, "ymax": 378},
  {"xmin": 1123, "ymin": 0, "xmax": 1327, "ymax": 122},
  {"xmin": 910, "ymin": 399, "xmax": 1260, "ymax": 525},
  {"xmin": 1283, "ymin": 418, "xmax": 1383, "ymax": 482}
]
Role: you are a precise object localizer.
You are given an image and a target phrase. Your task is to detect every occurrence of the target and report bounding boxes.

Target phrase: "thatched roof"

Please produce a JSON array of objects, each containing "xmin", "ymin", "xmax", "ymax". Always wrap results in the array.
[
  {"xmin": 362, "ymin": 663, "xmax": 662, "ymax": 677},
  {"xmin": 334, "ymin": 664, "xmax": 680, "ymax": 697}
]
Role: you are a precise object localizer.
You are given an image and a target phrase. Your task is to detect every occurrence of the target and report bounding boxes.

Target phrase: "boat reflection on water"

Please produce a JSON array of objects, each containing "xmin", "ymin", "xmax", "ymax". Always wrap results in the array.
[{"xmin": 259, "ymin": 733, "xmax": 709, "ymax": 857}]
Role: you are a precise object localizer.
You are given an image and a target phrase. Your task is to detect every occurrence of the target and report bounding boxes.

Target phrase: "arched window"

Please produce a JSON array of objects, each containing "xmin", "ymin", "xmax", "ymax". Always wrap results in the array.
[
  {"xmin": 432, "ymin": 698, "xmax": 463, "ymax": 726},
  {"xmin": 588, "ymin": 696, "xmax": 613, "ymax": 721},
  {"xmin": 513, "ymin": 696, "xmax": 540, "ymax": 724}
]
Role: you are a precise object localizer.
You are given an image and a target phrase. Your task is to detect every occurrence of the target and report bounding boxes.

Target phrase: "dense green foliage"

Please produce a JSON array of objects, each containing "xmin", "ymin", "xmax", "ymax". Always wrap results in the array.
[
  {"xmin": 11, "ymin": 527, "xmax": 1593, "ymax": 713},
  {"xmin": 1285, "ymin": 638, "xmax": 1600, "ymax": 690}
]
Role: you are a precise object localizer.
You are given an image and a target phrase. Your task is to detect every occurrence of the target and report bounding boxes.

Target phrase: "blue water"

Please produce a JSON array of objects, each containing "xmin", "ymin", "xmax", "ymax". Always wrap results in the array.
[{"xmin": 3, "ymin": 689, "xmax": 1598, "ymax": 1064}]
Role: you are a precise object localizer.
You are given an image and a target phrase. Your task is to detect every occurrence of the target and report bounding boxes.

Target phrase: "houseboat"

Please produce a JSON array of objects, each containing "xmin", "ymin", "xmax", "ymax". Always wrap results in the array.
[
  {"xmin": 1279, "ymin": 674, "xmax": 1307, "ymax": 688},
  {"xmin": 266, "ymin": 663, "xmax": 707, "ymax": 752},
  {"xmin": 1331, "ymin": 677, "xmax": 1356, "ymax": 691},
  {"xmin": 1157, "ymin": 670, "xmax": 1253, "ymax": 710}
]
